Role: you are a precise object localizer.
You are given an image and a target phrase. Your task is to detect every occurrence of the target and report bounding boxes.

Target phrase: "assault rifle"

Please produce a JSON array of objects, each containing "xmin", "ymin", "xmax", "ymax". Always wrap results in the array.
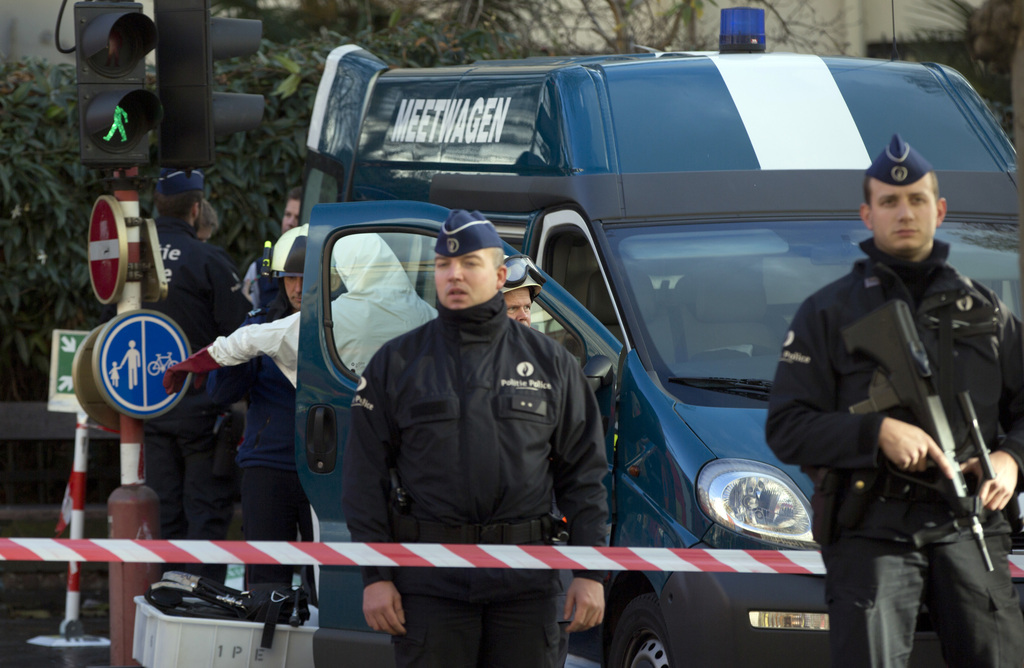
[{"xmin": 841, "ymin": 299, "xmax": 993, "ymax": 571}]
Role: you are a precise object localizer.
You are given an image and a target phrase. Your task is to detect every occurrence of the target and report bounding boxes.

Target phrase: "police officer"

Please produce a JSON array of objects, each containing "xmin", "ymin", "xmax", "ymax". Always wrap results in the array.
[
  {"xmin": 766, "ymin": 135, "xmax": 1024, "ymax": 667},
  {"xmin": 146, "ymin": 168, "xmax": 251, "ymax": 582},
  {"xmin": 206, "ymin": 226, "xmax": 315, "ymax": 589},
  {"xmin": 341, "ymin": 210, "xmax": 608, "ymax": 668}
]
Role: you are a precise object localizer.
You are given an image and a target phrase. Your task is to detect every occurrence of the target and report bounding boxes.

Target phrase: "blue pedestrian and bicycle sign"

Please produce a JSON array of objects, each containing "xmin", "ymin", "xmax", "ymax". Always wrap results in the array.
[{"xmin": 93, "ymin": 310, "xmax": 191, "ymax": 419}]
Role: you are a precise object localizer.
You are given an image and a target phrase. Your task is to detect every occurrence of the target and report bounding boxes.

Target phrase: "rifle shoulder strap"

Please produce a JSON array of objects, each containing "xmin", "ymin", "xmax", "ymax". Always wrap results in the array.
[{"xmin": 938, "ymin": 306, "xmax": 954, "ymax": 417}]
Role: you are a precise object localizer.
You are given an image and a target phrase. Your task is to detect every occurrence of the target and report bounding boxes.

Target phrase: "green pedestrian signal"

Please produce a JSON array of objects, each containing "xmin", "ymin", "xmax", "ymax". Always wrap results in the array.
[{"xmin": 103, "ymin": 106, "xmax": 130, "ymax": 142}]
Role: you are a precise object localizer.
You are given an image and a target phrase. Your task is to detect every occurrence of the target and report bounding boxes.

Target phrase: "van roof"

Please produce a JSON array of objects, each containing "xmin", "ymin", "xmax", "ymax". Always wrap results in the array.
[{"xmin": 347, "ymin": 52, "xmax": 1014, "ymax": 199}]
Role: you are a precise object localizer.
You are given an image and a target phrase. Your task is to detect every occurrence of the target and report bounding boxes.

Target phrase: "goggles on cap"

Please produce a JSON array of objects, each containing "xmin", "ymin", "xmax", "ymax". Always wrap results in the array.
[{"xmin": 503, "ymin": 254, "xmax": 545, "ymax": 298}]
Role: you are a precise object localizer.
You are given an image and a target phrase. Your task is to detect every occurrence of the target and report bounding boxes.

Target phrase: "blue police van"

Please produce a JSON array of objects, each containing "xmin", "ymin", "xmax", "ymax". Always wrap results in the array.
[{"xmin": 293, "ymin": 10, "xmax": 1022, "ymax": 666}]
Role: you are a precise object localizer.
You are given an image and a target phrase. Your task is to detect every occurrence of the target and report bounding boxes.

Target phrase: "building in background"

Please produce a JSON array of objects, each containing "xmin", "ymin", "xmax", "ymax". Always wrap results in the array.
[{"xmin": 1, "ymin": 0, "xmax": 983, "ymax": 64}]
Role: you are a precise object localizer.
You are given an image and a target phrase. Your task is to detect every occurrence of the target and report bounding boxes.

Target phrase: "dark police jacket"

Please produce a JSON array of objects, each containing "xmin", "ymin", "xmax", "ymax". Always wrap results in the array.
[
  {"xmin": 206, "ymin": 289, "xmax": 297, "ymax": 471},
  {"xmin": 145, "ymin": 216, "xmax": 251, "ymax": 425},
  {"xmin": 766, "ymin": 240, "xmax": 1024, "ymax": 541},
  {"xmin": 341, "ymin": 292, "xmax": 608, "ymax": 601}
]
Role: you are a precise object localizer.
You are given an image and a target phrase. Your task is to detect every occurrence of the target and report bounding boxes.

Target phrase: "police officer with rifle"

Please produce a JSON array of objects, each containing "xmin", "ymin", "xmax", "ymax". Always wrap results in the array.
[{"xmin": 766, "ymin": 135, "xmax": 1024, "ymax": 667}]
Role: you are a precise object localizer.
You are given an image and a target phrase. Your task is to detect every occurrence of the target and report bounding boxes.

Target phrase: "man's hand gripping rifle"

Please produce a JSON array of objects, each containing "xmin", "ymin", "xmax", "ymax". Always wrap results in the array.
[{"xmin": 841, "ymin": 299, "xmax": 994, "ymax": 571}]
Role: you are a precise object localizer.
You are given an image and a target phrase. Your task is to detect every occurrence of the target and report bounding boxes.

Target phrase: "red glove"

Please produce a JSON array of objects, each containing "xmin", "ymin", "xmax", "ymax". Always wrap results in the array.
[{"xmin": 163, "ymin": 346, "xmax": 221, "ymax": 394}]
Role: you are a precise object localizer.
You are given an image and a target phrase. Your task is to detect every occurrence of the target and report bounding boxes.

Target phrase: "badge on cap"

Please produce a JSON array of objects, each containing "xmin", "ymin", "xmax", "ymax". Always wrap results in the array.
[
  {"xmin": 865, "ymin": 134, "xmax": 933, "ymax": 186},
  {"xmin": 435, "ymin": 210, "xmax": 503, "ymax": 257}
]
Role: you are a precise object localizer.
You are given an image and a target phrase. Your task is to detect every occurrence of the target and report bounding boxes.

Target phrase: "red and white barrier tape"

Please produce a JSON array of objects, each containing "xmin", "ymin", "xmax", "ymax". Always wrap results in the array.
[{"xmin": 2, "ymin": 539, "xmax": 1024, "ymax": 576}]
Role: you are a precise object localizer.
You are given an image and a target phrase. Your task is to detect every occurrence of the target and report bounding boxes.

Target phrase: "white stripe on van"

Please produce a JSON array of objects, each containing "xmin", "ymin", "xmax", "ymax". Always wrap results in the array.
[
  {"xmin": 709, "ymin": 53, "xmax": 871, "ymax": 170},
  {"xmin": 306, "ymin": 45, "xmax": 360, "ymax": 151}
]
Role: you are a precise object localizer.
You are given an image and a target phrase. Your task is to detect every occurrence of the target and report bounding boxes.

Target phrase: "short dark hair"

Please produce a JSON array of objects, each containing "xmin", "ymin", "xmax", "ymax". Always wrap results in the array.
[
  {"xmin": 154, "ymin": 190, "xmax": 203, "ymax": 219},
  {"xmin": 287, "ymin": 186, "xmax": 302, "ymax": 202}
]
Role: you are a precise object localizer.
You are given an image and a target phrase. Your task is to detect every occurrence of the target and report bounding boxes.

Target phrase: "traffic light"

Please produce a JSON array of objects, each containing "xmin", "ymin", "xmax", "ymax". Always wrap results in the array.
[
  {"xmin": 154, "ymin": 0, "xmax": 265, "ymax": 168},
  {"xmin": 74, "ymin": 1, "xmax": 162, "ymax": 168}
]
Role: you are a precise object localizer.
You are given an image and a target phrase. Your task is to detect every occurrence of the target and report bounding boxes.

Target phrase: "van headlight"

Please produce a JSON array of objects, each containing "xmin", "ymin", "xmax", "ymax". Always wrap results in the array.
[{"xmin": 697, "ymin": 459, "xmax": 816, "ymax": 548}]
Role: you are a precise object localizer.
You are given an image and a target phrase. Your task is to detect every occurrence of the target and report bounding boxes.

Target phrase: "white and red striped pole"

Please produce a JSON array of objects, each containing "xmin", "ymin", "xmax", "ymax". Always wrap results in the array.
[
  {"xmin": 59, "ymin": 412, "xmax": 90, "ymax": 637},
  {"xmin": 107, "ymin": 168, "xmax": 161, "ymax": 666},
  {"xmin": 27, "ymin": 416, "xmax": 111, "ymax": 649}
]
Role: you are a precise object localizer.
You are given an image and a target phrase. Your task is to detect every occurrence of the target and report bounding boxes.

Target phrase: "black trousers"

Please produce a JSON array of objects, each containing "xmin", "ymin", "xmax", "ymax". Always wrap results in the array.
[
  {"xmin": 240, "ymin": 466, "xmax": 315, "ymax": 589},
  {"xmin": 823, "ymin": 532, "xmax": 1024, "ymax": 668},
  {"xmin": 392, "ymin": 594, "xmax": 560, "ymax": 668},
  {"xmin": 145, "ymin": 417, "xmax": 236, "ymax": 582}
]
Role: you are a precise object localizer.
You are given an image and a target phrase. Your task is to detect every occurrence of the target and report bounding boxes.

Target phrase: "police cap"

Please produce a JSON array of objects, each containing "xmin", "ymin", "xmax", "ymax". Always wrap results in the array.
[
  {"xmin": 865, "ymin": 134, "xmax": 933, "ymax": 186},
  {"xmin": 156, "ymin": 168, "xmax": 205, "ymax": 195},
  {"xmin": 435, "ymin": 210, "xmax": 502, "ymax": 257}
]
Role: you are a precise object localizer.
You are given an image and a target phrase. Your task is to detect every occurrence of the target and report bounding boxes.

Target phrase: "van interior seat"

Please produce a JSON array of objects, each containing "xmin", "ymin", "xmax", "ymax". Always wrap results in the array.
[
  {"xmin": 587, "ymin": 271, "xmax": 622, "ymax": 343},
  {"xmin": 630, "ymin": 276, "xmax": 679, "ymax": 365},
  {"xmin": 679, "ymin": 265, "xmax": 776, "ymax": 361}
]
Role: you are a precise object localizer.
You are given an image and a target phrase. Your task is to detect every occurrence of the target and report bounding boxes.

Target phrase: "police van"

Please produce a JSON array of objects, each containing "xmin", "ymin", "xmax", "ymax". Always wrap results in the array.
[{"xmin": 292, "ymin": 9, "xmax": 1022, "ymax": 666}]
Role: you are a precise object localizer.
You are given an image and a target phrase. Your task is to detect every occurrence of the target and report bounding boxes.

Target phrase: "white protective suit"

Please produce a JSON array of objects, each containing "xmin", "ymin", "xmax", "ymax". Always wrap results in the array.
[
  {"xmin": 208, "ymin": 311, "xmax": 301, "ymax": 386},
  {"xmin": 330, "ymin": 233, "xmax": 437, "ymax": 375},
  {"xmin": 205, "ymin": 233, "xmax": 436, "ymax": 384}
]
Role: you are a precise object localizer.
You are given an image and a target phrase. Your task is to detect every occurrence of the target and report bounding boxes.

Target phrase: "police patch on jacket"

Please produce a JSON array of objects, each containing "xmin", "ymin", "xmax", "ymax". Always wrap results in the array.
[
  {"xmin": 499, "ymin": 359, "xmax": 553, "ymax": 390},
  {"xmin": 779, "ymin": 331, "xmax": 811, "ymax": 364},
  {"xmin": 351, "ymin": 376, "xmax": 374, "ymax": 411}
]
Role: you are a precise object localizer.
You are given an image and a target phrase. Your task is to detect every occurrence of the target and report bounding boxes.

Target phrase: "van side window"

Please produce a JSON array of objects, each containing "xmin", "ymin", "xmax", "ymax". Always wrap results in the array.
[
  {"xmin": 544, "ymin": 229, "xmax": 622, "ymax": 343},
  {"xmin": 305, "ymin": 153, "xmax": 345, "ymax": 207},
  {"xmin": 326, "ymin": 232, "xmax": 437, "ymax": 376},
  {"xmin": 525, "ymin": 300, "xmax": 585, "ymax": 365}
]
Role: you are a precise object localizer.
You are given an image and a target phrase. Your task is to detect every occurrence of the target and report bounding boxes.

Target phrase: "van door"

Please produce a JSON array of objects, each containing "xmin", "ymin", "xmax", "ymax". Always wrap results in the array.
[
  {"xmin": 294, "ymin": 200, "xmax": 618, "ymax": 661},
  {"xmin": 303, "ymin": 46, "xmax": 388, "ymax": 219}
]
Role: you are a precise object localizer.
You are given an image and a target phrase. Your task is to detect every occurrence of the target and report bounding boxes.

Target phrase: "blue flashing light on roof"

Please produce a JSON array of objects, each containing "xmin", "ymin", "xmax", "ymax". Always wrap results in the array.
[{"xmin": 719, "ymin": 7, "xmax": 766, "ymax": 53}]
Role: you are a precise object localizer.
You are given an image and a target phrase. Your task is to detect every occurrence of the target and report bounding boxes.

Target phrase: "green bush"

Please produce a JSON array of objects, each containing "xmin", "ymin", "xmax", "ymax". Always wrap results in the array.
[
  {"xmin": 0, "ymin": 60, "xmax": 92, "ymax": 402},
  {"xmin": 0, "ymin": 24, "xmax": 524, "ymax": 402}
]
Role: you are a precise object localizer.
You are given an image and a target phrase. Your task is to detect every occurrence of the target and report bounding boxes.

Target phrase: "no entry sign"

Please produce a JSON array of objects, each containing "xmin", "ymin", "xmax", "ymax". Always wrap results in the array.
[{"xmin": 88, "ymin": 195, "xmax": 128, "ymax": 304}]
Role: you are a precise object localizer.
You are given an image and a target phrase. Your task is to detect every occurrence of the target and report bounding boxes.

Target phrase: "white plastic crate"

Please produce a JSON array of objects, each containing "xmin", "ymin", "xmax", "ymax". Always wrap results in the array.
[{"xmin": 132, "ymin": 595, "xmax": 316, "ymax": 668}]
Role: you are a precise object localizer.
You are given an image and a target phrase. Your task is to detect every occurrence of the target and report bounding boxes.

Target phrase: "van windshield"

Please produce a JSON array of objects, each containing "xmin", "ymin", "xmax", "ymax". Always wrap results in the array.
[{"xmin": 607, "ymin": 220, "xmax": 1020, "ymax": 394}]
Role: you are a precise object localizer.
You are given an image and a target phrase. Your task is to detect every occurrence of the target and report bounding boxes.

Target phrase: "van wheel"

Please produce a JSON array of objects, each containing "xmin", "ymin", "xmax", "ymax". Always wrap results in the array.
[{"xmin": 607, "ymin": 593, "xmax": 671, "ymax": 668}]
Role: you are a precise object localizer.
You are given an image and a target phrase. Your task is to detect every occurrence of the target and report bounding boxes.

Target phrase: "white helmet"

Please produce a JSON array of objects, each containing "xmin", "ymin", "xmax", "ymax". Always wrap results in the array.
[
  {"xmin": 268, "ymin": 224, "xmax": 309, "ymax": 277},
  {"xmin": 502, "ymin": 254, "xmax": 545, "ymax": 300}
]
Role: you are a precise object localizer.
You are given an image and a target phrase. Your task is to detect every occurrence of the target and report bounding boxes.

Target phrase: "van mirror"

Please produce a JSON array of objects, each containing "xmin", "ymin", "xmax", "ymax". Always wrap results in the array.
[{"xmin": 583, "ymin": 354, "xmax": 614, "ymax": 393}]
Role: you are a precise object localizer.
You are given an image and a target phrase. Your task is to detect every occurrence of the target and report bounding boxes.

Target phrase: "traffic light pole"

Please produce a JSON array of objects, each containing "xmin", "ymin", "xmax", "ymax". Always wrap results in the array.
[
  {"xmin": 73, "ymin": 0, "xmax": 264, "ymax": 655},
  {"xmin": 106, "ymin": 168, "xmax": 161, "ymax": 666}
]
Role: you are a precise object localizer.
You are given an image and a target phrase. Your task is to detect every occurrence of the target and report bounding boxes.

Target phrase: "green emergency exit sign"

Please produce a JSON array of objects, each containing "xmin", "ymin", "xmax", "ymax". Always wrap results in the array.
[{"xmin": 48, "ymin": 329, "xmax": 88, "ymax": 413}]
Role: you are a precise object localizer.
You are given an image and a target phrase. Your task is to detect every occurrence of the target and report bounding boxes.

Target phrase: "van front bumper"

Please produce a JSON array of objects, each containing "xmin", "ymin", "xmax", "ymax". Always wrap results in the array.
[{"xmin": 658, "ymin": 571, "xmax": 946, "ymax": 666}]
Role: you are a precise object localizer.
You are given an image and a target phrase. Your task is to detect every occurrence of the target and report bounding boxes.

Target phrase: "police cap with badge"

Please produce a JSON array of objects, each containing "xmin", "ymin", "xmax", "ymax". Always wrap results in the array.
[
  {"xmin": 865, "ymin": 134, "xmax": 933, "ymax": 186},
  {"xmin": 435, "ymin": 209, "xmax": 502, "ymax": 257}
]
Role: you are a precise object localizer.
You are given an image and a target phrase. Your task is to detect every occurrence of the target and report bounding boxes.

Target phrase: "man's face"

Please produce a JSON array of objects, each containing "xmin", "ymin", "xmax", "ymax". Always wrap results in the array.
[
  {"xmin": 504, "ymin": 287, "xmax": 533, "ymax": 325},
  {"xmin": 284, "ymin": 276, "xmax": 303, "ymax": 312},
  {"xmin": 281, "ymin": 198, "xmax": 301, "ymax": 234},
  {"xmin": 860, "ymin": 175, "xmax": 946, "ymax": 262},
  {"xmin": 435, "ymin": 249, "xmax": 507, "ymax": 310}
]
